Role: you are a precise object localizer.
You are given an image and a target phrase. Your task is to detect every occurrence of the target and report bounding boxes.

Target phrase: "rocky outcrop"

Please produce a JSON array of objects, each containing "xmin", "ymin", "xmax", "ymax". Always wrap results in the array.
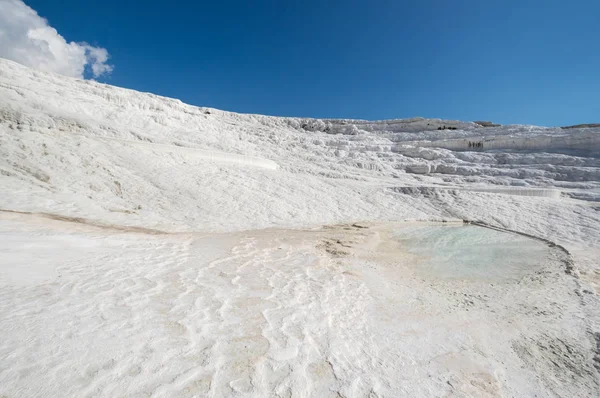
[
  {"xmin": 474, "ymin": 120, "xmax": 501, "ymax": 127},
  {"xmin": 562, "ymin": 124, "xmax": 600, "ymax": 129}
]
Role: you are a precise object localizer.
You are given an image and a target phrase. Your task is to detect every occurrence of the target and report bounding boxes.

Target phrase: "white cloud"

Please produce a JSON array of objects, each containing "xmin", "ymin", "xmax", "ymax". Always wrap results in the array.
[{"xmin": 0, "ymin": 0, "xmax": 113, "ymax": 79}]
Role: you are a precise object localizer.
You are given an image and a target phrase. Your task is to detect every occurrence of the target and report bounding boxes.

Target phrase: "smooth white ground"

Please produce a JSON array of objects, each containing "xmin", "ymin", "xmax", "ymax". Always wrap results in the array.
[{"xmin": 1, "ymin": 58, "xmax": 599, "ymax": 396}]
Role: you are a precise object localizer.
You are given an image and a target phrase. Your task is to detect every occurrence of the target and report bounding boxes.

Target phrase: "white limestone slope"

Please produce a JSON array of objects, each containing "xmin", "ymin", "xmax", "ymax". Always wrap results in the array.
[
  {"xmin": 1, "ymin": 58, "xmax": 600, "ymax": 397},
  {"xmin": 2, "ymin": 58, "xmax": 599, "ymax": 237}
]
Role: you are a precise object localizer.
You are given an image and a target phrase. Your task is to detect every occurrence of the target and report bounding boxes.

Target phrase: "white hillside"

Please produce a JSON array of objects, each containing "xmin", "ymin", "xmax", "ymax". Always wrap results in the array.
[
  {"xmin": 1, "ymin": 58, "xmax": 600, "ymax": 397},
  {"xmin": 1, "ymin": 58, "xmax": 599, "ymax": 236}
]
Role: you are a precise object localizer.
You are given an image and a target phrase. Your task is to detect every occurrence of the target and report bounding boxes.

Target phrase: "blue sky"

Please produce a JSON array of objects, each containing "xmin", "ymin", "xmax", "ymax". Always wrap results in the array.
[{"xmin": 17, "ymin": 0, "xmax": 600, "ymax": 125}]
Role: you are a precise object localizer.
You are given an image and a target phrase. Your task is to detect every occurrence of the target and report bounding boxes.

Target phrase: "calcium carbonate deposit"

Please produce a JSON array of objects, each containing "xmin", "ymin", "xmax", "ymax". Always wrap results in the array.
[{"xmin": 1, "ymin": 58, "xmax": 599, "ymax": 397}]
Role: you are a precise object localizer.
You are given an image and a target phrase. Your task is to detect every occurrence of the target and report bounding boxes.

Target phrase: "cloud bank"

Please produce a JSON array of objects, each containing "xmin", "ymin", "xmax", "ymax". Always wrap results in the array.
[{"xmin": 0, "ymin": 0, "xmax": 113, "ymax": 79}]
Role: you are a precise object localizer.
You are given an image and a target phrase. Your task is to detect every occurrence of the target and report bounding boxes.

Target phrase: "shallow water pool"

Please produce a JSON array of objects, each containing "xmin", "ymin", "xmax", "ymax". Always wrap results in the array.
[{"xmin": 391, "ymin": 224, "xmax": 551, "ymax": 281}]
